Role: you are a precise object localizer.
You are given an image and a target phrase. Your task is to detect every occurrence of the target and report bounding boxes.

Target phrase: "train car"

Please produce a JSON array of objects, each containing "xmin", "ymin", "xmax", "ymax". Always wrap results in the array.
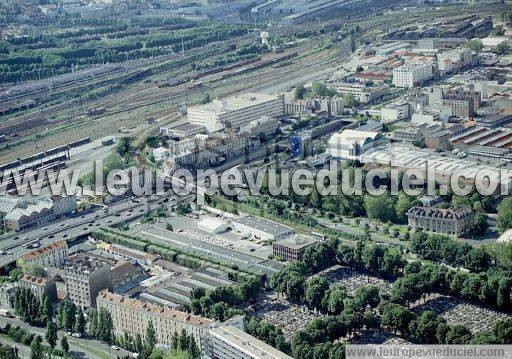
[{"xmin": 68, "ymin": 137, "xmax": 91, "ymax": 148}]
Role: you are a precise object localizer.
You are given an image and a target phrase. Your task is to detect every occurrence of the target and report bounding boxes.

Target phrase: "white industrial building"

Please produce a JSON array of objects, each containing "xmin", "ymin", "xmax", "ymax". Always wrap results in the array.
[
  {"xmin": 232, "ymin": 215, "xmax": 294, "ymax": 241},
  {"xmin": 198, "ymin": 217, "xmax": 230, "ymax": 234},
  {"xmin": 327, "ymin": 129, "xmax": 386, "ymax": 160},
  {"xmin": 240, "ymin": 116, "xmax": 280, "ymax": 138},
  {"xmin": 187, "ymin": 93, "xmax": 285, "ymax": 132},
  {"xmin": 392, "ymin": 62, "xmax": 434, "ymax": 88}
]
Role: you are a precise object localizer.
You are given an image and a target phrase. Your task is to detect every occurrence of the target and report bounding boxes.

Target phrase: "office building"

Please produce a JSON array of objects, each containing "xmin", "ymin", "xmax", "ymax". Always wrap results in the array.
[
  {"xmin": 272, "ymin": 235, "xmax": 318, "ymax": 262},
  {"xmin": 392, "ymin": 62, "xmax": 433, "ymax": 88},
  {"xmin": 331, "ymin": 82, "xmax": 390, "ymax": 104},
  {"xmin": 187, "ymin": 93, "xmax": 285, "ymax": 132}
]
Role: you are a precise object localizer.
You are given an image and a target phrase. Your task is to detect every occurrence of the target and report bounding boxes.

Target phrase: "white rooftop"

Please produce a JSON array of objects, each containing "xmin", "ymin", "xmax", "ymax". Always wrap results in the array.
[
  {"xmin": 189, "ymin": 93, "xmax": 281, "ymax": 113},
  {"xmin": 209, "ymin": 325, "xmax": 293, "ymax": 359}
]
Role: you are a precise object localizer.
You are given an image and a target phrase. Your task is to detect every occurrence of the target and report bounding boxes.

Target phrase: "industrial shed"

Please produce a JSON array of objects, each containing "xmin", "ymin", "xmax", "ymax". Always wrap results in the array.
[{"xmin": 197, "ymin": 217, "xmax": 230, "ymax": 234}]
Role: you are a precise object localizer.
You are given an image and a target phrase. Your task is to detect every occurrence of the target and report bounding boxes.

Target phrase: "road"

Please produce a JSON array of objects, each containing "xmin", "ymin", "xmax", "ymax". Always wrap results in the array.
[
  {"xmin": 0, "ymin": 199, "xmax": 151, "ymax": 268},
  {"xmin": 0, "ymin": 316, "xmax": 129, "ymax": 358}
]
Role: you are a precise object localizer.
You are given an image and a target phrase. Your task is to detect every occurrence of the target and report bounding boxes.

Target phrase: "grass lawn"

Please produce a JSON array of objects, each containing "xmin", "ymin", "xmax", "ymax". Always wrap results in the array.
[{"xmin": 69, "ymin": 340, "xmax": 113, "ymax": 359}]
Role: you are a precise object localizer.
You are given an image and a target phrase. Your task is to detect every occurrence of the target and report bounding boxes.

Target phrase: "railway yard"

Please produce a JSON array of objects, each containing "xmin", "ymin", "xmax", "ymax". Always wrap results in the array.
[
  {"xmin": 1, "ymin": 1, "xmax": 503, "ymax": 165},
  {"xmin": 0, "ymin": 0, "xmax": 512, "ymax": 358}
]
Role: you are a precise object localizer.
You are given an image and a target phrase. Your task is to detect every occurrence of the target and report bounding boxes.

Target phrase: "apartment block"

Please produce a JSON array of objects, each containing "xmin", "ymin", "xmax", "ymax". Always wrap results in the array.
[
  {"xmin": 97, "ymin": 290, "xmax": 213, "ymax": 350},
  {"xmin": 64, "ymin": 254, "xmax": 113, "ymax": 309},
  {"xmin": 21, "ymin": 240, "xmax": 68, "ymax": 268},
  {"xmin": 19, "ymin": 274, "xmax": 57, "ymax": 303}
]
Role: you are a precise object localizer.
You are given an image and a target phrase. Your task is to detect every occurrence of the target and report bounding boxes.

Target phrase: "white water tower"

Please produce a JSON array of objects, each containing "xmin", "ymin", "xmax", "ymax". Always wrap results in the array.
[{"xmin": 261, "ymin": 31, "xmax": 270, "ymax": 47}]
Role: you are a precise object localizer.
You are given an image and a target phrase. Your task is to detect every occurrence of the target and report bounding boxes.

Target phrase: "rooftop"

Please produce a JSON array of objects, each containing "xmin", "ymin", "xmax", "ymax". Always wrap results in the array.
[
  {"xmin": 209, "ymin": 325, "xmax": 293, "ymax": 359},
  {"xmin": 408, "ymin": 206, "xmax": 474, "ymax": 220},
  {"xmin": 22, "ymin": 240, "xmax": 67, "ymax": 262},
  {"xmin": 274, "ymin": 234, "xmax": 318, "ymax": 250},
  {"xmin": 19, "ymin": 274, "xmax": 50, "ymax": 287},
  {"xmin": 234, "ymin": 215, "xmax": 294, "ymax": 236},
  {"xmin": 189, "ymin": 93, "xmax": 282, "ymax": 114}
]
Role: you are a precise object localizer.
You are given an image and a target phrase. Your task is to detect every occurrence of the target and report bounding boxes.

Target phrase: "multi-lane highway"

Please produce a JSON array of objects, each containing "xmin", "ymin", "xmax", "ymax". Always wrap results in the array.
[{"xmin": 0, "ymin": 199, "xmax": 151, "ymax": 268}]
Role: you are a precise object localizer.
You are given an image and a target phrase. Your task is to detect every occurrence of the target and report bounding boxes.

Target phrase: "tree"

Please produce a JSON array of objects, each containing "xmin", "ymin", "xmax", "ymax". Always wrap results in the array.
[
  {"xmin": 144, "ymin": 321, "xmax": 157, "ymax": 358},
  {"xmin": 445, "ymin": 325, "xmax": 473, "ymax": 344},
  {"xmin": 171, "ymin": 331, "xmax": 179, "ymax": 350},
  {"xmin": 75, "ymin": 307, "xmax": 86, "ymax": 336},
  {"xmin": 209, "ymin": 302, "xmax": 229, "ymax": 322},
  {"xmin": 179, "ymin": 329, "xmax": 189, "ymax": 350},
  {"xmin": 40, "ymin": 295, "xmax": 52, "ymax": 324},
  {"xmin": 381, "ymin": 302, "xmax": 416, "ymax": 335},
  {"xmin": 466, "ymin": 39, "xmax": 483, "ymax": 52},
  {"xmin": 188, "ymin": 336, "xmax": 200, "ymax": 359},
  {"xmin": 343, "ymin": 92, "xmax": 357, "ymax": 108},
  {"xmin": 295, "ymin": 85, "xmax": 307, "ymax": 100},
  {"xmin": 88, "ymin": 308, "xmax": 98, "ymax": 338},
  {"xmin": 200, "ymin": 93, "xmax": 211, "ymax": 104},
  {"xmin": 97, "ymin": 307, "xmax": 113, "ymax": 343},
  {"xmin": 45, "ymin": 321, "xmax": 58, "ymax": 349},
  {"xmin": 61, "ymin": 336, "xmax": 69, "ymax": 353},
  {"xmin": 134, "ymin": 333, "xmax": 144, "ymax": 354},
  {"xmin": 364, "ymin": 193, "xmax": 397, "ymax": 223},
  {"xmin": 305, "ymin": 276, "xmax": 330, "ymax": 310},
  {"xmin": 351, "ymin": 286, "xmax": 380, "ymax": 311},
  {"xmin": 325, "ymin": 284, "xmax": 348, "ymax": 315},
  {"xmin": 30, "ymin": 336, "xmax": 44, "ymax": 359},
  {"xmin": 495, "ymin": 42, "xmax": 510, "ymax": 55},
  {"xmin": 498, "ymin": 198, "xmax": 512, "ymax": 233},
  {"xmin": 409, "ymin": 311, "xmax": 446, "ymax": 344},
  {"xmin": 62, "ymin": 300, "xmax": 76, "ymax": 332},
  {"xmin": 356, "ymin": 65, "xmax": 364, "ymax": 72},
  {"xmin": 473, "ymin": 212, "xmax": 488, "ymax": 234},
  {"xmin": 395, "ymin": 192, "xmax": 419, "ymax": 222}
]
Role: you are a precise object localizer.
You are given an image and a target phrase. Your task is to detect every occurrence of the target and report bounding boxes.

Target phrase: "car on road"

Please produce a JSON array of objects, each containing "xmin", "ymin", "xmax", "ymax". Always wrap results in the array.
[
  {"xmin": 111, "ymin": 345, "xmax": 120, "ymax": 351},
  {"xmin": 42, "ymin": 227, "xmax": 48, "ymax": 230},
  {"xmin": 63, "ymin": 234, "xmax": 68, "ymax": 238},
  {"xmin": 48, "ymin": 235, "xmax": 54, "ymax": 239},
  {"xmin": 107, "ymin": 220, "xmax": 113, "ymax": 223},
  {"xmin": 72, "ymin": 332, "xmax": 82, "ymax": 338},
  {"xmin": 0, "ymin": 251, "xmax": 6, "ymax": 255}
]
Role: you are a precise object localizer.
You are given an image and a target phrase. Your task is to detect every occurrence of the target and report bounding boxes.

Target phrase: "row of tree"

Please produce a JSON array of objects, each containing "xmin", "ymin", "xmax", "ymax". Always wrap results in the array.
[
  {"xmin": 55, "ymin": 299, "xmax": 85, "ymax": 335},
  {"xmin": 390, "ymin": 261, "xmax": 512, "ymax": 310},
  {"xmin": 270, "ymin": 240, "xmax": 406, "ymax": 303},
  {"xmin": 13, "ymin": 288, "xmax": 51, "ymax": 325},
  {"xmin": 246, "ymin": 317, "xmax": 290, "ymax": 355},
  {"xmin": 88, "ymin": 307, "xmax": 114, "ymax": 344},
  {"xmin": 188, "ymin": 276, "xmax": 262, "ymax": 321},
  {"xmin": 411, "ymin": 231, "xmax": 492, "ymax": 273}
]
